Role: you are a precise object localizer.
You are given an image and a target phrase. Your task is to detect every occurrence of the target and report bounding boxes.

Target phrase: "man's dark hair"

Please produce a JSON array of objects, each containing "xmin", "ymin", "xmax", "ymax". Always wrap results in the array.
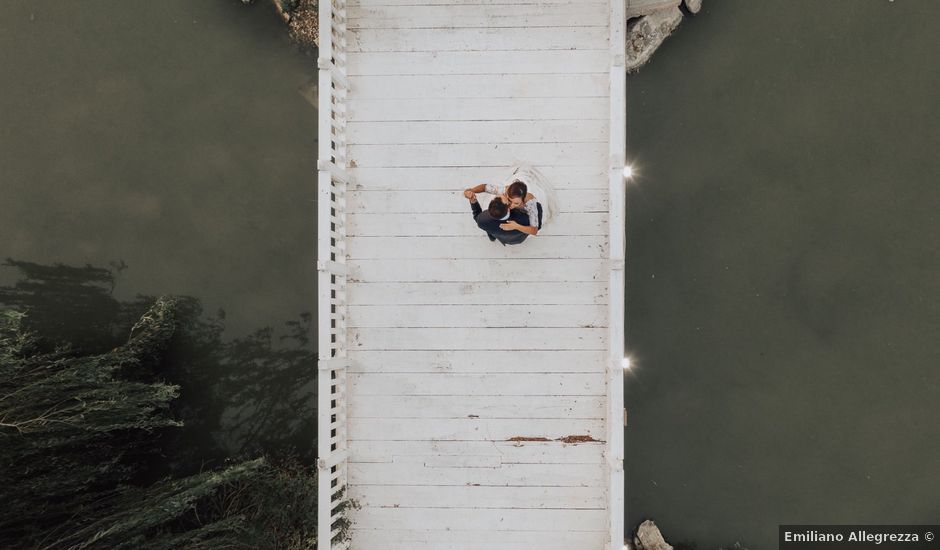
[
  {"xmin": 487, "ymin": 197, "xmax": 509, "ymax": 219},
  {"xmin": 507, "ymin": 180, "xmax": 527, "ymax": 200}
]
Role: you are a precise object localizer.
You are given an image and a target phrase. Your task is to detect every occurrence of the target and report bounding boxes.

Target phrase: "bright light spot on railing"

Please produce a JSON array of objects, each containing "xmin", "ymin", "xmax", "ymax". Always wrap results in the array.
[
  {"xmin": 622, "ymin": 165, "xmax": 634, "ymax": 179},
  {"xmin": 622, "ymin": 356, "xmax": 633, "ymax": 370}
]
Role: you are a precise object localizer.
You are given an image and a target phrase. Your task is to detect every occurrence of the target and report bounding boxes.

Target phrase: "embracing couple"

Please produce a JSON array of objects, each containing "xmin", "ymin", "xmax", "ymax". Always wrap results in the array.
[{"xmin": 463, "ymin": 163, "xmax": 559, "ymax": 246}]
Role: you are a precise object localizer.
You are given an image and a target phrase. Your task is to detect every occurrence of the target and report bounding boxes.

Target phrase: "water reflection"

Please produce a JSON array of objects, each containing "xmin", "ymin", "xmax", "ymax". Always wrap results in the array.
[
  {"xmin": 625, "ymin": 1, "xmax": 940, "ymax": 545},
  {"xmin": 0, "ymin": 260, "xmax": 316, "ymax": 472}
]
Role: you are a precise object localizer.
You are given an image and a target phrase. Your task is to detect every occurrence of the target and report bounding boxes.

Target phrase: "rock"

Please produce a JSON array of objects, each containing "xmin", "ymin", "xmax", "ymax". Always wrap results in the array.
[
  {"xmin": 624, "ymin": 7, "xmax": 684, "ymax": 73},
  {"xmin": 625, "ymin": 0, "xmax": 681, "ymax": 18},
  {"xmin": 634, "ymin": 520, "xmax": 673, "ymax": 550},
  {"xmin": 684, "ymin": 0, "xmax": 703, "ymax": 13}
]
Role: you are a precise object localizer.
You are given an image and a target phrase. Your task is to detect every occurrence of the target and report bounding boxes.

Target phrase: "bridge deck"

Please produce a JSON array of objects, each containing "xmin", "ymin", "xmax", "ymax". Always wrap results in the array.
[{"xmin": 322, "ymin": 1, "xmax": 625, "ymax": 548}]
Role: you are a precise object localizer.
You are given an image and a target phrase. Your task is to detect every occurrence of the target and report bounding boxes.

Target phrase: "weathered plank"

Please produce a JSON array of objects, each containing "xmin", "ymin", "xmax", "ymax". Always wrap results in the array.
[
  {"xmin": 351, "ymin": 506, "xmax": 607, "ymax": 531},
  {"xmin": 347, "ymin": 236, "xmax": 607, "ymax": 260},
  {"xmin": 348, "ymin": 4, "xmax": 608, "ymax": 29},
  {"xmin": 349, "ymin": 529, "xmax": 607, "ymax": 550},
  {"xmin": 349, "ymin": 327, "xmax": 607, "ymax": 350},
  {"xmin": 349, "ymin": 26, "xmax": 608, "ymax": 52},
  {"xmin": 347, "ymin": 212, "xmax": 608, "ymax": 236},
  {"xmin": 347, "ymin": 190, "xmax": 607, "ymax": 213},
  {"xmin": 347, "ymin": 259, "xmax": 606, "ymax": 282},
  {"xmin": 348, "ymin": 165, "xmax": 607, "ymax": 190},
  {"xmin": 348, "ymin": 372, "xmax": 605, "ymax": 396},
  {"xmin": 348, "ymin": 439, "xmax": 604, "ymax": 465},
  {"xmin": 347, "ymin": 50, "xmax": 608, "ymax": 75},
  {"xmin": 346, "ymin": 98, "xmax": 608, "ymax": 123},
  {"xmin": 346, "ymin": 350, "xmax": 607, "ymax": 373},
  {"xmin": 347, "ymin": 417, "xmax": 605, "ymax": 441},
  {"xmin": 346, "ymin": 304, "xmax": 607, "ymax": 328},
  {"xmin": 347, "ymin": 484, "xmax": 605, "ymax": 509},
  {"xmin": 349, "ymin": 461, "xmax": 604, "ymax": 487},
  {"xmin": 349, "ymin": 73, "xmax": 609, "ymax": 101},
  {"xmin": 348, "ymin": 395, "xmax": 605, "ymax": 418},
  {"xmin": 348, "ymin": 119, "xmax": 608, "ymax": 144},
  {"xmin": 350, "ymin": 0, "xmax": 603, "ymax": 4},
  {"xmin": 347, "ymin": 282, "xmax": 608, "ymax": 305}
]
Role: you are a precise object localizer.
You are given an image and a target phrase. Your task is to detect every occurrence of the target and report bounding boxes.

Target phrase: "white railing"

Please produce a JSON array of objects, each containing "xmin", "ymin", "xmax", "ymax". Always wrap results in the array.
[
  {"xmin": 607, "ymin": 1, "xmax": 627, "ymax": 549},
  {"xmin": 317, "ymin": 0, "xmax": 351, "ymax": 549}
]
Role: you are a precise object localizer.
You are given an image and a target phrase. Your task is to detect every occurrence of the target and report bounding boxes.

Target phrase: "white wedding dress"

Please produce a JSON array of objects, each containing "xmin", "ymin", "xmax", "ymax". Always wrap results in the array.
[{"xmin": 488, "ymin": 162, "xmax": 560, "ymax": 230}]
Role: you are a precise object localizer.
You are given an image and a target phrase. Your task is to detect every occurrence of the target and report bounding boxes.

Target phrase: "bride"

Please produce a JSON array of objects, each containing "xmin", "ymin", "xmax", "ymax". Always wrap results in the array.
[{"xmin": 465, "ymin": 162, "xmax": 559, "ymax": 236}]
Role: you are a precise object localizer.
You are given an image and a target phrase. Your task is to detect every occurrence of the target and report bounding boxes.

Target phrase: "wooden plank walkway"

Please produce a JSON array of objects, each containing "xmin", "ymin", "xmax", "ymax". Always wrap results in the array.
[{"xmin": 318, "ymin": 1, "xmax": 626, "ymax": 549}]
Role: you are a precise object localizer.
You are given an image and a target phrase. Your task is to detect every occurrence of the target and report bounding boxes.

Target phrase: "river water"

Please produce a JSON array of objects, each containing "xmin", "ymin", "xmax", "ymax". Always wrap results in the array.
[
  {"xmin": 3, "ymin": 1, "xmax": 938, "ymax": 547},
  {"xmin": 0, "ymin": 1, "xmax": 318, "ymax": 463},
  {"xmin": 625, "ymin": 1, "xmax": 940, "ymax": 547}
]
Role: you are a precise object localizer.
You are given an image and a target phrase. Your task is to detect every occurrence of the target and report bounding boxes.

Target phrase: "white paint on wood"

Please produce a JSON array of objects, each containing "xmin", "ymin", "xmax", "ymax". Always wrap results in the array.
[
  {"xmin": 347, "ymin": 212, "xmax": 608, "ymax": 236},
  {"xmin": 322, "ymin": 1, "xmax": 625, "ymax": 546},
  {"xmin": 349, "ymin": 529, "xmax": 607, "ymax": 550},
  {"xmin": 346, "ymin": 235, "xmax": 608, "ymax": 259},
  {"xmin": 347, "ymin": 350, "xmax": 607, "ymax": 373},
  {"xmin": 349, "ymin": 372, "xmax": 605, "ymax": 396},
  {"xmin": 346, "ymin": 304, "xmax": 607, "ymax": 328},
  {"xmin": 349, "ymin": 26, "xmax": 609, "ymax": 52},
  {"xmin": 351, "ymin": 506, "xmax": 607, "ymax": 531},
  {"xmin": 347, "ymin": 258, "xmax": 607, "ymax": 282},
  {"xmin": 348, "ymin": 4, "xmax": 608, "ymax": 29},
  {"xmin": 348, "ymin": 394, "xmax": 606, "ymax": 419},
  {"xmin": 349, "ymin": 461, "xmax": 604, "ymax": 487},
  {"xmin": 347, "ymin": 50, "xmax": 609, "ymax": 75},
  {"xmin": 349, "ymin": 73, "xmax": 609, "ymax": 100},
  {"xmin": 347, "ymin": 281, "xmax": 609, "ymax": 305},
  {"xmin": 349, "ymin": 143, "xmax": 606, "ymax": 171},
  {"xmin": 347, "ymin": 97, "xmax": 609, "ymax": 122},
  {"xmin": 348, "ymin": 484, "xmax": 605, "ymax": 509},
  {"xmin": 350, "ymin": 0, "xmax": 603, "ymax": 4},
  {"xmin": 349, "ymin": 327, "xmax": 607, "ymax": 350},
  {"xmin": 347, "ymin": 417, "xmax": 605, "ymax": 441},
  {"xmin": 608, "ymin": 1, "xmax": 628, "ymax": 548},
  {"xmin": 348, "ymin": 439, "xmax": 604, "ymax": 465},
  {"xmin": 347, "ymin": 190, "xmax": 607, "ymax": 213},
  {"xmin": 348, "ymin": 119, "xmax": 609, "ymax": 145},
  {"xmin": 348, "ymin": 165, "xmax": 607, "ymax": 190}
]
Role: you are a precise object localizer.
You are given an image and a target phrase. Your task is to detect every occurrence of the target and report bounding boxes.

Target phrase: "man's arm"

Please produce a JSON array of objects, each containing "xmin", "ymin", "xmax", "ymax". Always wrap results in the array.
[
  {"xmin": 468, "ymin": 194, "xmax": 482, "ymax": 219},
  {"xmin": 501, "ymin": 220, "xmax": 537, "ymax": 235}
]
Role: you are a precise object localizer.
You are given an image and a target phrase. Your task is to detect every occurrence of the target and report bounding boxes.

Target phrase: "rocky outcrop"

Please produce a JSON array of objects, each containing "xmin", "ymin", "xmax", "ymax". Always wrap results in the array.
[
  {"xmin": 284, "ymin": 0, "xmax": 319, "ymax": 50},
  {"xmin": 242, "ymin": 0, "xmax": 319, "ymax": 50},
  {"xmin": 626, "ymin": 0, "xmax": 681, "ymax": 18},
  {"xmin": 625, "ymin": 7, "xmax": 684, "ymax": 72},
  {"xmin": 624, "ymin": 0, "xmax": 702, "ymax": 73},
  {"xmin": 634, "ymin": 520, "xmax": 674, "ymax": 550}
]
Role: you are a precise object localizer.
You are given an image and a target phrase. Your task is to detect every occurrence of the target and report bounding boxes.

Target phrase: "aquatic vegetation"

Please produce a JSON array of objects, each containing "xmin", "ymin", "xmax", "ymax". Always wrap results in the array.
[{"xmin": 0, "ymin": 298, "xmax": 324, "ymax": 549}]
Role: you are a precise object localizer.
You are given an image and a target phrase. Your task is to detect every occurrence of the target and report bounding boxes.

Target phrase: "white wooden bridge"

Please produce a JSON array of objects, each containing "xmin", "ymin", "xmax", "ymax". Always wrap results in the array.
[{"xmin": 318, "ymin": 1, "xmax": 627, "ymax": 548}]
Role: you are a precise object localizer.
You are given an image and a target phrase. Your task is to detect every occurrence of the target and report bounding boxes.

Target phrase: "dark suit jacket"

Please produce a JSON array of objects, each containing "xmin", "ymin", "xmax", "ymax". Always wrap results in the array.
[{"xmin": 470, "ymin": 200, "xmax": 530, "ymax": 245}]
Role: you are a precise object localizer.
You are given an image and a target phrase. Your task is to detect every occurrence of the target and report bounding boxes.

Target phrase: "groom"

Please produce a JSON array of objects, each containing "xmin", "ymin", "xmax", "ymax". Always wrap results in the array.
[{"xmin": 464, "ymin": 190, "xmax": 530, "ymax": 245}]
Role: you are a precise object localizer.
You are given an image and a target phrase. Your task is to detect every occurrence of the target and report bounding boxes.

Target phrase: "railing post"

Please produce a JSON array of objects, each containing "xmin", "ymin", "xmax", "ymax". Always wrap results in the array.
[
  {"xmin": 318, "ymin": 1, "xmax": 351, "ymax": 549},
  {"xmin": 608, "ymin": 1, "xmax": 627, "ymax": 549}
]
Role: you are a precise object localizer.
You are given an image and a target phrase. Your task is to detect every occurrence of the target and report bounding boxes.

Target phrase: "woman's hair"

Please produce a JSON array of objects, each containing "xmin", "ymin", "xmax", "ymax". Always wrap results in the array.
[
  {"xmin": 487, "ymin": 197, "xmax": 509, "ymax": 218},
  {"xmin": 506, "ymin": 180, "xmax": 527, "ymax": 200}
]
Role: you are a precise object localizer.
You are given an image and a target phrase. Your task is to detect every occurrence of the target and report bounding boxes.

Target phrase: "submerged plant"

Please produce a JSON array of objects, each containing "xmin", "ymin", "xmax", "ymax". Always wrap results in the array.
[{"xmin": 0, "ymin": 297, "xmax": 321, "ymax": 549}]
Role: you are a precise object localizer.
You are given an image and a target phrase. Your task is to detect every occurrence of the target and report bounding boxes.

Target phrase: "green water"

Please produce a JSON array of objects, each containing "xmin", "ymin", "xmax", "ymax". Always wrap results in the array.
[
  {"xmin": 0, "ymin": 0, "xmax": 317, "ymax": 338},
  {"xmin": 625, "ymin": 1, "xmax": 940, "ymax": 546},
  {"xmin": 3, "ymin": 1, "xmax": 938, "ymax": 546},
  {"xmin": 0, "ymin": 1, "xmax": 318, "ymax": 461}
]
